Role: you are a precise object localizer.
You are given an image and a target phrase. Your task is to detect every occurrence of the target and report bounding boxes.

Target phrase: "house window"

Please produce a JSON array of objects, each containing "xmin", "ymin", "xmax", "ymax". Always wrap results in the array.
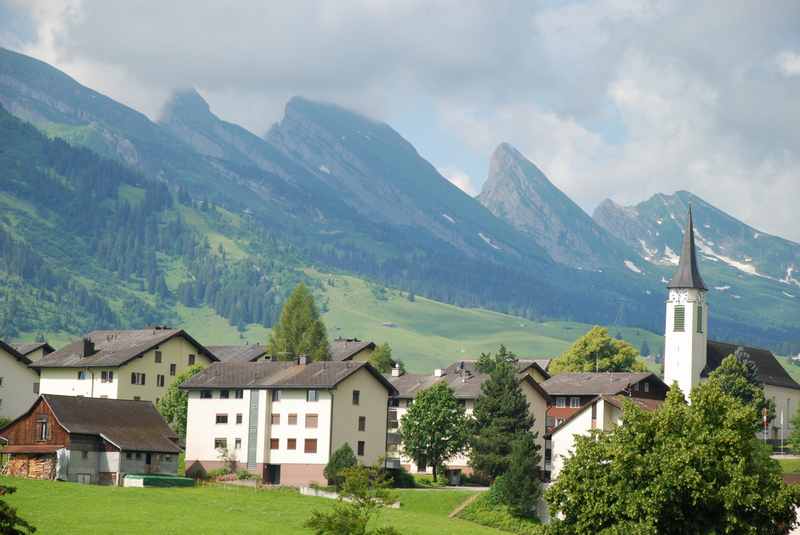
[
  {"xmin": 555, "ymin": 397, "xmax": 566, "ymax": 408},
  {"xmin": 235, "ymin": 390, "xmax": 244, "ymax": 399},
  {"xmin": 81, "ymin": 450, "xmax": 89, "ymax": 460},
  {"xmin": 306, "ymin": 414, "xmax": 318, "ymax": 428},
  {"xmin": 78, "ymin": 371, "xmax": 88, "ymax": 380},
  {"xmin": 126, "ymin": 452, "xmax": 132, "ymax": 460},
  {"xmin": 164, "ymin": 455, "xmax": 172, "ymax": 462},
  {"xmin": 188, "ymin": 354, "xmax": 196, "ymax": 365},
  {"xmin": 214, "ymin": 438, "xmax": 227, "ymax": 450},
  {"xmin": 674, "ymin": 305, "xmax": 685, "ymax": 332},
  {"xmin": 0, "ymin": 377, "xmax": 3, "ymax": 386},
  {"xmin": 307, "ymin": 389, "xmax": 319, "ymax": 402},
  {"xmin": 357, "ymin": 441, "xmax": 365, "ymax": 456},
  {"xmin": 220, "ymin": 390, "xmax": 230, "ymax": 399},
  {"xmin": 200, "ymin": 390, "xmax": 212, "ymax": 399},
  {"xmin": 135, "ymin": 452, "xmax": 142, "ymax": 460},
  {"xmin": 591, "ymin": 402, "xmax": 597, "ymax": 419},
  {"xmin": 546, "ymin": 416, "xmax": 555, "ymax": 428},
  {"xmin": 36, "ymin": 415, "xmax": 48, "ymax": 441},
  {"xmin": 288, "ymin": 414, "xmax": 298, "ymax": 425},
  {"xmin": 644, "ymin": 382, "xmax": 650, "ymax": 393},
  {"xmin": 569, "ymin": 397, "xmax": 581, "ymax": 408},
  {"xmin": 271, "ymin": 414, "xmax": 280, "ymax": 425},
  {"xmin": 216, "ymin": 414, "xmax": 228, "ymax": 424},
  {"xmin": 131, "ymin": 372, "xmax": 145, "ymax": 385},
  {"xmin": 633, "ymin": 382, "xmax": 640, "ymax": 392},
  {"xmin": 389, "ymin": 398, "xmax": 399, "ymax": 408},
  {"xmin": 352, "ymin": 390, "xmax": 360, "ymax": 405},
  {"xmin": 304, "ymin": 439, "xmax": 317, "ymax": 454},
  {"xmin": 133, "ymin": 396, "xmax": 140, "ymax": 401},
  {"xmin": 155, "ymin": 350, "xmax": 162, "ymax": 363},
  {"xmin": 101, "ymin": 371, "xmax": 114, "ymax": 383},
  {"xmin": 272, "ymin": 390, "xmax": 281, "ymax": 402},
  {"xmin": 157, "ymin": 375, "xmax": 165, "ymax": 387},
  {"xmin": 236, "ymin": 413, "xmax": 243, "ymax": 424},
  {"xmin": 697, "ymin": 305, "xmax": 703, "ymax": 333},
  {"xmin": 287, "ymin": 438, "xmax": 297, "ymax": 450},
  {"xmin": 235, "ymin": 438, "xmax": 242, "ymax": 450},
  {"xmin": 358, "ymin": 416, "xmax": 366, "ymax": 431},
  {"xmin": 33, "ymin": 383, "xmax": 39, "ymax": 394},
  {"xmin": 169, "ymin": 364, "xmax": 176, "ymax": 376},
  {"xmin": 270, "ymin": 439, "xmax": 279, "ymax": 450}
]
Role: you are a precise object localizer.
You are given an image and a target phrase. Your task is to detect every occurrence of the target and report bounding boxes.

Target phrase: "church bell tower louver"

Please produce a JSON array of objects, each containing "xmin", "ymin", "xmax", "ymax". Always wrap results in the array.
[{"xmin": 663, "ymin": 207, "xmax": 708, "ymax": 399}]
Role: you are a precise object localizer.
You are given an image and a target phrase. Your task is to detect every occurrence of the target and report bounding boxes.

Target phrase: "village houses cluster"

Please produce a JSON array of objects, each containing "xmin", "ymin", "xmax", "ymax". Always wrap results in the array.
[{"xmin": 0, "ymin": 209, "xmax": 798, "ymax": 488}]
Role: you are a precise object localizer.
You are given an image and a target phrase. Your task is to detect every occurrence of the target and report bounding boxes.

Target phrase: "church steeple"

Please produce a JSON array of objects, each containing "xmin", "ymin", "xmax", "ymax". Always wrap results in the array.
[{"xmin": 668, "ymin": 206, "xmax": 707, "ymax": 290}]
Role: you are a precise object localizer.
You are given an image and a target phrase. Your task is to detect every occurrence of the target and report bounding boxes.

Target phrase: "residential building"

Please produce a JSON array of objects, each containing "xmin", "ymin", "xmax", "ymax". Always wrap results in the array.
[
  {"xmin": 663, "ymin": 207, "xmax": 800, "ymax": 438},
  {"xmin": 0, "ymin": 341, "xmax": 41, "ymax": 421},
  {"xmin": 541, "ymin": 372, "xmax": 668, "ymax": 432},
  {"xmin": 329, "ymin": 338, "xmax": 376, "ymax": 362},
  {"xmin": 30, "ymin": 327, "xmax": 217, "ymax": 404},
  {"xmin": 0, "ymin": 394, "xmax": 180, "ymax": 485},
  {"xmin": 12, "ymin": 342, "xmax": 55, "ymax": 362},
  {"xmin": 207, "ymin": 345, "xmax": 269, "ymax": 363},
  {"xmin": 386, "ymin": 359, "xmax": 550, "ymax": 481},
  {"xmin": 181, "ymin": 358, "xmax": 395, "ymax": 486},
  {"xmin": 548, "ymin": 395, "xmax": 663, "ymax": 478}
]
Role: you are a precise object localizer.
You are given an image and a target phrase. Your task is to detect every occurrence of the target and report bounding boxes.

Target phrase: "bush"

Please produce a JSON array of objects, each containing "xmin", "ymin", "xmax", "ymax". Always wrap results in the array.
[
  {"xmin": 385, "ymin": 467, "xmax": 415, "ymax": 488},
  {"xmin": 413, "ymin": 474, "xmax": 447, "ymax": 488},
  {"xmin": 237, "ymin": 470, "xmax": 256, "ymax": 480},
  {"xmin": 458, "ymin": 493, "xmax": 545, "ymax": 535},
  {"xmin": 207, "ymin": 467, "xmax": 232, "ymax": 480},
  {"xmin": 324, "ymin": 443, "xmax": 357, "ymax": 489}
]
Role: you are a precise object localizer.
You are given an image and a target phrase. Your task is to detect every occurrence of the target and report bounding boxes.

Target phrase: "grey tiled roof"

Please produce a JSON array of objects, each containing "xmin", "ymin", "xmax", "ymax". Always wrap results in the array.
[
  {"xmin": 12, "ymin": 342, "xmax": 54, "ymax": 357},
  {"xmin": 705, "ymin": 340, "xmax": 800, "ymax": 390},
  {"xmin": 207, "ymin": 345, "xmax": 268, "ymax": 363},
  {"xmin": 180, "ymin": 360, "xmax": 396, "ymax": 393},
  {"xmin": 329, "ymin": 339, "xmax": 375, "ymax": 361},
  {"xmin": 43, "ymin": 394, "xmax": 180, "ymax": 453},
  {"xmin": 30, "ymin": 329, "xmax": 215, "ymax": 369},
  {"xmin": 668, "ymin": 206, "xmax": 707, "ymax": 290},
  {"xmin": 0, "ymin": 340, "xmax": 29, "ymax": 364},
  {"xmin": 540, "ymin": 372, "xmax": 657, "ymax": 396}
]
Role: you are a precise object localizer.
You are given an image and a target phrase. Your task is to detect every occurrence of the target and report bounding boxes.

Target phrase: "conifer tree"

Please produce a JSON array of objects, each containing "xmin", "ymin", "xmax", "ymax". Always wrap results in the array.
[
  {"xmin": 268, "ymin": 283, "xmax": 330, "ymax": 361},
  {"xmin": 469, "ymin": 347, "xmax": 534, "ymax": 480},
  {"xmin": 497, "ymin": 432, "xmax": 542, "ymax": 518}
]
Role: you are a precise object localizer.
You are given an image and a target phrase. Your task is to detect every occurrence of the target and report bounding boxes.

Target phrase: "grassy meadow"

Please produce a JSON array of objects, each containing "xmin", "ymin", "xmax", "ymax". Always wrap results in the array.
[{"xmin": 0, "ymin": 477, "xmax": 496, "ymax": 535}]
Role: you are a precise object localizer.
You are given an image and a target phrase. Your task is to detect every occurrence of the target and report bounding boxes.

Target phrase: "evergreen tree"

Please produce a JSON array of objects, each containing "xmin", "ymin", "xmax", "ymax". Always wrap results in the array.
[
  {"xmin": 640, "ymin": 340, "xmax": 651, "ymax": 357},
  {"xmin": 470, "ymin": 348, "xmax": 534, "ymax": 481},
  {"xmin": 496, "ymin": 432, "xmax": 542, "ymax": 518},
  {"xmin": 324, "ymin": 443, "xmax": 358, "ymax": 489},
  {"xmin": 268, "ymin": 283, "xmax": 330, "ymax": 361}
]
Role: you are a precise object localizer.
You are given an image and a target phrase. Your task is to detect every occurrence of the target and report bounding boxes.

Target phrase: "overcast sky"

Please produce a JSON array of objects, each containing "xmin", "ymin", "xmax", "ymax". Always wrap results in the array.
[{"xmin": 2, "ymin": 0, "xmax": 799, "ymax": 241}]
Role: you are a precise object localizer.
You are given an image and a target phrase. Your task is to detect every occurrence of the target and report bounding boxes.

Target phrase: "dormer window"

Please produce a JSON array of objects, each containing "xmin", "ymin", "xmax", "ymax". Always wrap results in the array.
[{"xmin": 674, "ymin": 305, "xmax": 685, "ymax": 332}]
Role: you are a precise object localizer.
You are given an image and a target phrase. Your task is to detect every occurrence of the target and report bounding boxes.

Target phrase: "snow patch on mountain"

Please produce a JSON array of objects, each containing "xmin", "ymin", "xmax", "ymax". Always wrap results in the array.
[
  {"xmin": 783, "ymin": 291, "xmax": 795, "ymax": 298},
  {"xmin": 318, "ymin": 164, "xmax": 331, "ymax": 174},
  {"xmin": 662, "ymin": 245, "xmax": 679, "ymax": 265},
  {"xmin": 442, "ymin": 214, "xmax": 455, "ymax": 224},
  {"xmin": 624, "ymin": 260, "xmax": 643, "ymax": 274},
  {"xmin": 715, "ymin": 285, "xmax": 731, "ymax": 291},
  {"xmin": 639, "ymin": 239, "xmax": 658, "ymax": 258},
  {"xmin": 782, "ymin": 266, "xmax": 799, "ymax": 287},
  {"xmin": 695, "ymin": 231, "xmax": 760, "ymax": 276},
  {"xmin": 478, "ymin": 232, "xmax": 501, "ymax": 250}
]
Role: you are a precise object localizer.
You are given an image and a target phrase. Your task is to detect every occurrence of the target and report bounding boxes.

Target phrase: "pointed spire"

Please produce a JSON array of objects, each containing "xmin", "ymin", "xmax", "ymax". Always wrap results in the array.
[{"xmin": 668, "ymin": 206, "xmax": 707, "ymax": 290}]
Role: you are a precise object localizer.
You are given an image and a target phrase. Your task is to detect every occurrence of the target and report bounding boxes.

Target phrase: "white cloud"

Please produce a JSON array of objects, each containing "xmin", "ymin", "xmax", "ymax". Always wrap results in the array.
[
  {"xmin": 777, "ymin": 51, "xmax": 800, "ymax": 77},
  {"xmin": 438, "ymin": 166, "xmax": 479, "ymax": 196}
]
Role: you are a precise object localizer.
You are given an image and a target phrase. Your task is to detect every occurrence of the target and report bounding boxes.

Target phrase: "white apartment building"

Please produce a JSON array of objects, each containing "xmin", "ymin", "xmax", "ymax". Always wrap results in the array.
[
  {"xmin": 0, "ymin": 341, "xmax": 41, "ymax": 421},
  {"xmin": 181, "ymin": 359, "xmax": 395, "ymax": 487}
]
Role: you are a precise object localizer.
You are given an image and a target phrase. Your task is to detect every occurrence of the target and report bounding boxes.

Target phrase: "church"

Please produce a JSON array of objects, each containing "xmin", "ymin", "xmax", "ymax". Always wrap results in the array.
[{"xmin": 663, "ymin": 207, "xmax": 800, "ymax": 439}]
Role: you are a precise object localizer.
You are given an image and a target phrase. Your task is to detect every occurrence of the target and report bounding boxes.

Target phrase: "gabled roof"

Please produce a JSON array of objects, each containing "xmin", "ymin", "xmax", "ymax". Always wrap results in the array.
[
  {"xmin": 704, "ymin": 340, "xmax": 800, "ymax": 390},
  {"xmin": 0, "ymin": 340, "xmax": 30, "ymax": 365},
  {"xmin": 541, "ymin": 372, "xmax": 659, "ymax": 396},
  {"xmin": 2, "ymin": 395, "xmax": 180, "ymax": 453},
  {"xmin": 329, "ymin": 338, "xmax": 376, "ymax": 361},
  {"xmin": 180, "ymin": 360, "xmax": 397, "ymax": 394},
  {"xmin": 12, "ymin": 341, "xmax": 55, "ymax": 358},
  {"xmin": 549, "ymin": 394, "xmax": 664, "ymax": 436},
  {"xmin": 668, "ymin": 206, "xmax": 707, "ymax": 290},
  {"xmin": 207, "ymin": 345, "xmax": 268, "ymax": 363},
  {"xmin": 30, "ymin": 328, "xmax": 217, "ymax": 369}
]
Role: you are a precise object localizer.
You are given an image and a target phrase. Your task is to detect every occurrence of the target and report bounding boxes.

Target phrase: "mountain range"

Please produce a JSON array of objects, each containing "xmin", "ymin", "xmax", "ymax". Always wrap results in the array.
[{"xmin": 0, "ymin": 47, "xmax": 797, "ymax": 355}]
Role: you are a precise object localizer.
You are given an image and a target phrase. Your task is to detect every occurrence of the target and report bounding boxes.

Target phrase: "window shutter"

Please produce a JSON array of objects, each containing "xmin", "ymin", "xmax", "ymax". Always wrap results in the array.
[
  {"xmin": 674, "ymin": 305, "xmax": 685, "ymax": 332},
  {"xmin": 697, "ymin": 305, "xmax": 703, "ymax": 333},
  {"xmin": 131, "ymin": 372, "xmax": 136, "ymax": 384}
]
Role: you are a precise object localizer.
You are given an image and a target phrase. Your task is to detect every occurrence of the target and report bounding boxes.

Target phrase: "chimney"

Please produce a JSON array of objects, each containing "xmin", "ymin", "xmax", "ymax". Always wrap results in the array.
[
  {"xmin": 82, "ymin": 338, "xmax": 95, "ymax": 358},
  {"xmin": 391, "ymin": 363, "xmax": 403, "ymax": 377},
  {"xmin": 434, "ymin": 368, "xmax": 443, "ymax": 377},
  {"xmin": 296, "ymin": 355, "xmax": 308, "ymax": 366}
]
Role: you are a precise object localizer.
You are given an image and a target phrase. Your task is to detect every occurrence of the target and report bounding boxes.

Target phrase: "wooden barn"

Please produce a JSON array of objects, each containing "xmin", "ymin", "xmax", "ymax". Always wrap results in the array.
[{"xmin": 0, "ymin": 394, "xmax": 180, "ymax": 485}]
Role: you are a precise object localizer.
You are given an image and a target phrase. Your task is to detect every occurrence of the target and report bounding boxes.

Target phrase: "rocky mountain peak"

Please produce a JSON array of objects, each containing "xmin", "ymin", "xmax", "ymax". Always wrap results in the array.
[{"xmin": 160, "ymin": 88, "xmax": 213, "ymax": 125}]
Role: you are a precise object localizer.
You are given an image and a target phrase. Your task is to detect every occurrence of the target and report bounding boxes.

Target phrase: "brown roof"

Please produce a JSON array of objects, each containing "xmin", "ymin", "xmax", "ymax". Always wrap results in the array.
[
  {"xmin": 207, "ymin": 345, "xmax": 268, "ymax": 363},
  {"xmin": 180, "ymin": 360, "xmax": 396, "ymax": 394},
  {"xmin": 30, "ymin": 328, "xmax": 216, "ymax": 369},
  {"xmin": 541, "ymin": 372, "xmax": 659, "ymax": 396},
  {"xmin": 12, "ymin": 342, "xmax": 55, "ymax": 358},
  {"xmin": 42, "ymin": 395, "xmax": 179, "ymax": 453},
  {"xmin": 704, "ymin": 340, "xmax": 800, "ymax": 390},
  {"xmin": 329, "ymin": 339, "xmax": 376, "ymax": 361},
  {"xmin": 0, "ymin": 340, "xmax": 30, "ymax": 365}
]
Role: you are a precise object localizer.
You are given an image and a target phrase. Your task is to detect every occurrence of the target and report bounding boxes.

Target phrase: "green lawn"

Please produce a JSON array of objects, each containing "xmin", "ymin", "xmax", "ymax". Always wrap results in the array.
[
  {"xmin": 0, "ymin": 477, "xmax": 498, "ymax": 535},
  {"xmin": 777, "ymin": 458, "xmax": 800, "ymax": 474}
]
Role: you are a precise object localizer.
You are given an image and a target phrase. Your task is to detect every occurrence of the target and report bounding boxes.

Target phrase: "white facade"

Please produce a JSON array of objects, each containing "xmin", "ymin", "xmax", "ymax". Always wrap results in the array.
[
  {"xmin": 0, "ymin": 346, "xmax": 40, "ymax": 420},
  {"xmin": 663, "ymin": 287, "xmax": 708, "ymax": 399},
  {"xmin": 549, "ymin": 398, "xmax": 621, "ymax": 479}
]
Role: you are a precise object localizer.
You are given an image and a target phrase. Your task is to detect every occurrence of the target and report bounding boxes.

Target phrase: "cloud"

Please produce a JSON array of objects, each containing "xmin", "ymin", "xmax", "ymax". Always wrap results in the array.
[
  {"xmin": 2, "ymin": 0, "xmax": 800, "ymax": 241},
  {"xmin": 437, "ymin": 166, "xmax": 480, "ymax": 196}
]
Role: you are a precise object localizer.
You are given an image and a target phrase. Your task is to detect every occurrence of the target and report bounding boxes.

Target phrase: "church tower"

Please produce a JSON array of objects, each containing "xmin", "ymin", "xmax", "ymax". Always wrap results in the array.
[{"xmin": 663, "ymin": 207, "xmax": 708, "ymax": 399}]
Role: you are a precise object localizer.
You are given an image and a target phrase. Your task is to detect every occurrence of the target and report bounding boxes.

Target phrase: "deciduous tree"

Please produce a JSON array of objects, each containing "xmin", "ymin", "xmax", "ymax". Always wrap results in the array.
[
  {"xmin": 157, "ymin": 364, "xmax": 205, "ymax": 438},
  {"xmin": 324, "ymin": 443, "xmax": 358, "ymax": 489},
  {"xmin": 369, "ymin": 343, "xmax": 394, "ymax": 373},
  {"xmin": 268, "ymin": 283, "xmax": 330, "ymax": 361},
  {"xmin": 549, "ymin": 326, "xmax": 646, "ymax": 374},
  {"xmin": 399, "ymin": 382, "xmax": 468, "ymax": 482}
]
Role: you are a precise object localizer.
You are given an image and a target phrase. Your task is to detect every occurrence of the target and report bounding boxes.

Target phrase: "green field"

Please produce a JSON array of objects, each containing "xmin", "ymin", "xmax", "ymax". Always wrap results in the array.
[{"xmin": 0, "ymin": 477, "xmax": 497, "ymax": 535}]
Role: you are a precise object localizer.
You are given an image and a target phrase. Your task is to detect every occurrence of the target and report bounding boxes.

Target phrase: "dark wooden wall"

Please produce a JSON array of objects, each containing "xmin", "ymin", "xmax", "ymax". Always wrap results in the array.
[{"xmin": 0, "ymin": 398, "xmax": 70, "ymax": 447}]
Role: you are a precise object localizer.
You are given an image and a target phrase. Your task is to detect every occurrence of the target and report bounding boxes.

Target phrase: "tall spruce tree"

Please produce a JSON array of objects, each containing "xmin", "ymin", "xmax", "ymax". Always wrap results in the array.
[
  {"xmin": 268, "ymin": 283, "xmax": 330, "ymax": 361},
  {"xmin": 469, "ymin": 348, "xmax": 534, "ymax": 481}
]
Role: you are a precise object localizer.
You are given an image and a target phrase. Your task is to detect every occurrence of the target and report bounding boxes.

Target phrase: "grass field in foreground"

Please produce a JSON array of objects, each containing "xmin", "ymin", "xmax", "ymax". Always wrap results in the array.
[{"xmin": 0, "ymin": 477, "xmax": 494, "ymax": 535}]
